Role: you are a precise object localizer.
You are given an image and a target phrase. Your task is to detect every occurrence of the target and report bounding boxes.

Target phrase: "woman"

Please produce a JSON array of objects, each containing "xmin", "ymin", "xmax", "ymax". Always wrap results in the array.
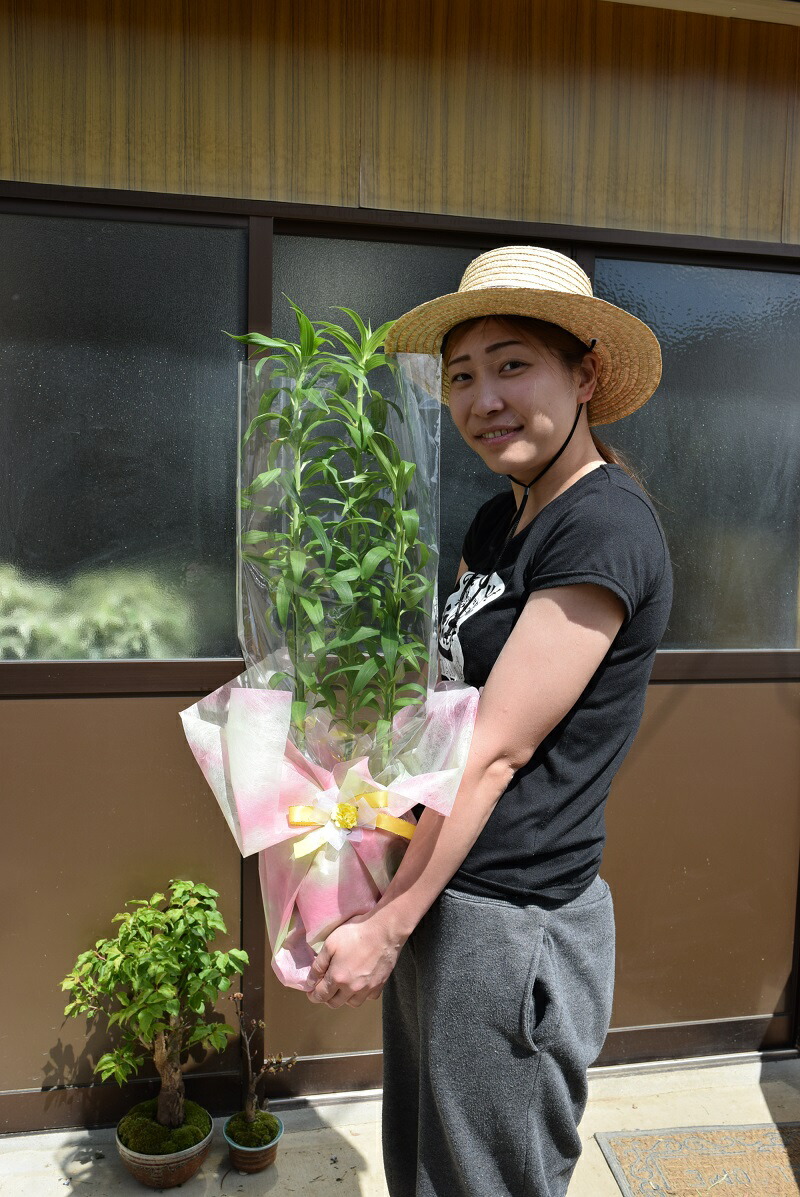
[{"xmin": 307, "ymin": 246, "xmax": 673, "ymax": 1197}]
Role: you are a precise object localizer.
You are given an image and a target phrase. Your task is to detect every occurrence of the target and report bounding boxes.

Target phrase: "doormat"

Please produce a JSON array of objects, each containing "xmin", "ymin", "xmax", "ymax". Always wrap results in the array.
[{"xmin": 595, "ymin": 1124, "xmax": 800, "ymax": 1195}]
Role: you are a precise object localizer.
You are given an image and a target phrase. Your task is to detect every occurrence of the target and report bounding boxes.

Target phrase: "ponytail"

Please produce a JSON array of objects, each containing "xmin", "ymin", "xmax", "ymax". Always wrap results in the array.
[{"xmin": 590, "ymin": 431, "xmax": 651, "ymax": 498}]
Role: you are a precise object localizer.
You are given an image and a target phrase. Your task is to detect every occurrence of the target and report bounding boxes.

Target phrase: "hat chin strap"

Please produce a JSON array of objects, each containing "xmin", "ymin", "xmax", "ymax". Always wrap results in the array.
[{"xmin": 504, "ymin": 402, "xmax": 585, "ymax": 543}]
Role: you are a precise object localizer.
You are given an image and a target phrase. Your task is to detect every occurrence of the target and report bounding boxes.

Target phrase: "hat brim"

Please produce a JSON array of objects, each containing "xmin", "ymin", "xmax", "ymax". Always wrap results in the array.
[{"xmin": 385, "ymin": 287, "xmax": 662, "ymax": 426}]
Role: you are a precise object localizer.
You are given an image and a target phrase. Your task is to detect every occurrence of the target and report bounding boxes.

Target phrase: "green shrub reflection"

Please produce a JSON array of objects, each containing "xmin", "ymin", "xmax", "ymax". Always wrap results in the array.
[{"xmin": 0, "ymin": 564, "xmax": 200, "ymax": 660}]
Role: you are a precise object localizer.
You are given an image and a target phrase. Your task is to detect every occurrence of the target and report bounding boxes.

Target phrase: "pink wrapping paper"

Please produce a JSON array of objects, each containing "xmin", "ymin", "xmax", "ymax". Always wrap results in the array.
[{"xmin": 180, "ymin": 671, "xmax": 479, "ymax": 989}]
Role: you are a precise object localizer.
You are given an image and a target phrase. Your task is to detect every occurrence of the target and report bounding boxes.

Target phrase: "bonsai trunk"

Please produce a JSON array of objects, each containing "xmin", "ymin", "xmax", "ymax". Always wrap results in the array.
[
  {"xmin": 153, "ymin": 1028, "xmax": 185, "ymax": 1129},
  {"xmin": 243, "ymin": 1035, "xmax": 257, "ymax": 1122},
  {"xmin": 244, "ymin": 1085, "xmax": 258, "ymax": 1122}
]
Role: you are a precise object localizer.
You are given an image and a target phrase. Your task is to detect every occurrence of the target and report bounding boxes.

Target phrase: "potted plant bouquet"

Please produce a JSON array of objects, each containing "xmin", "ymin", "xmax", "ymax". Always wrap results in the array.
[
  {"xmin": 222, "ymin": 990, "xmax": 296, "ymax": 1173},
  {"xmin": 180, "ymin": 303, "xmax": 479, "ymax": 990},
  {"xmin": 61, "ymin": 878, "xmax": 248, "ymax": 1189}
]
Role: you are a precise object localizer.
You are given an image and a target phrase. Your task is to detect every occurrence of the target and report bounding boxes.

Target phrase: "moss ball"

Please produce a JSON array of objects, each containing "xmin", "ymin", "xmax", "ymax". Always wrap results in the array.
[
  {"xmin": 118, "ymin": 1098, "xmax": 211, "ymax": 1155},
  {"xmin": 226, "ymin": 1110, "xmax": 281, "ymax": 1148}
]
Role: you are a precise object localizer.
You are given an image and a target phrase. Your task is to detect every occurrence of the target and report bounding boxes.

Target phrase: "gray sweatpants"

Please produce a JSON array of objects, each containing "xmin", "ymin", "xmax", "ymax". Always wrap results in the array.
[{"xmin": 381, "ymin": 875, "xmax": 615, "ymax": 1197}]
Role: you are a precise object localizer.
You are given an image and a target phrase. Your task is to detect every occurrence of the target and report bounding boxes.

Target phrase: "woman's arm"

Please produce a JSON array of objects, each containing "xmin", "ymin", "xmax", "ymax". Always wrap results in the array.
[{"xmin": 307, "ymin": 581, "xmax": 626, "ymax": 1008}]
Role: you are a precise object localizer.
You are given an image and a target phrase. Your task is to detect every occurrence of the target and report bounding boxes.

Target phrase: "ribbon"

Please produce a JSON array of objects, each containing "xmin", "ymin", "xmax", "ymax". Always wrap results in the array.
[{"xmin": 287, "ymin": 788, "xmax": 414, "ymax": 859}]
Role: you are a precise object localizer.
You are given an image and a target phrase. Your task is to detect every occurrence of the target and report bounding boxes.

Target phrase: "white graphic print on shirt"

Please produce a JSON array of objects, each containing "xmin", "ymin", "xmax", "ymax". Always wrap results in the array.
[{"xmin": 438, "ymin": 570, "xmax": 505, "ymax": 682}]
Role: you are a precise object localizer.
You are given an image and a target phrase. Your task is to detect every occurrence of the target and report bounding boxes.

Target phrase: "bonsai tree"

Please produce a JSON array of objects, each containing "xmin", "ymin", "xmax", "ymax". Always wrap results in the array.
[
  {"xmin": 225, "ymin": 991, "xmax": 296, "ymax": 1151},
  {"xmin": 61, "ymin": 879, "xmax": 248, "ymax": 1134}
]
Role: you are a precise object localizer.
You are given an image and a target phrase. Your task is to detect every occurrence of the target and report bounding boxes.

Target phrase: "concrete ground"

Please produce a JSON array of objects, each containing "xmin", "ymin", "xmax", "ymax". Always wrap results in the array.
[{"xmin": 2, "ymin": 1053, "xmax": 799, "ymax": 1196}]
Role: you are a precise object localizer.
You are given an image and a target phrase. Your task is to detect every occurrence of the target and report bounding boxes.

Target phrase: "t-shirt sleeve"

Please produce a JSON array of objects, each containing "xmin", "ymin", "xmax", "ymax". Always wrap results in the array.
[{"xmin": 522, "ymin": 487, "xmax": 666, "ymax": 622}]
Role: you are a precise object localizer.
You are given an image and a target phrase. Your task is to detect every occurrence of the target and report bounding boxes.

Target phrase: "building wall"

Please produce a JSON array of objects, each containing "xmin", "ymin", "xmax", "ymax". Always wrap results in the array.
[{"xmin": 3, "ymin": 0, "xmax": 800, "ymax": 241}]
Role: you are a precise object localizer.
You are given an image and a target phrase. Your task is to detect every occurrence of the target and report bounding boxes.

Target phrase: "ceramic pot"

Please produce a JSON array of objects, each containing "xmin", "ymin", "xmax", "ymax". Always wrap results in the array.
[
  {"xmin": 223, "ymin": 1113, "xmax": 284, "ymax": 1173},
  {"xmin": 115, "ymin": 1119, "xmax": 213, "ymax": 1189}
]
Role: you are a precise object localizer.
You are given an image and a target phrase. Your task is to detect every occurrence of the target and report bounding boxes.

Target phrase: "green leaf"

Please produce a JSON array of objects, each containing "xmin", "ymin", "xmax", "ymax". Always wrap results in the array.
[
  {"xmin": 304, "ymin": 516, "xmax": 332, "ymax": 566},
  {"xmin": 352, "ymin": 657, "xmax": 380, "ymax": 695},
  {"xmin": 225, "ymin": 331, "xmax": 294, "ymax": 350},
  {"xmin": 381, "ymin": 631, "xmax": 399, "ymax": 673},
  {"xmin": 289, "ymin": 550, "xmax": 306, "ymax": 585},
  {"xmin": 334, "ymin": 305, "xmax": 370, "ymax": 345},
  {"xmin": 275, "ymin": 576, "xmax": 290, "ymax": 627},
  {"xmin": 242, "ymin": 468, "xmax": 280, "ymax": 496},
  {"xmin": 287, "ymin": 298, "xmax": 321, "ymax": 361},
  {"xmin": 291, "ymin": 700, "xmax": 307, "ymax": 730},
  {"xmin": 328, "ymin": 575, "xmax": 353, "ymax": 604},
  {"xmin": 300, "ymin": 387, "xmax": 329, "ymax": 412},
  {"xmin": 241, "ymin": 530, "xmax": 273, "ymax": 545},
  {"xmin": 401, "ymin": 509, "xmax": 419, "ymax": 542},
  {"xmin": 366, "ymin": 395, "xmax": 388, "ymax": 431},
  {"xmin": 242, "ymin": 413, "xmax": 281, "ymax": 445},
  {"xmin": 328, "ymin": 626, "xmax": 380, "ymax": 649},
  {"xmin": 299, "ymin": 595, "xmax": 323, "ymax": 626},
  {"xmin": 361, "ymin": 546, "xmax": 390, "ymax": 580}
]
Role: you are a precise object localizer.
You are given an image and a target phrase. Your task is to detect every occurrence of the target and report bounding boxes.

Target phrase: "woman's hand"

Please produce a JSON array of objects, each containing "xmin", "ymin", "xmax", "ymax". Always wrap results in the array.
[{"xmin": 307, "ymin": 911, "xmax": 405, "ymax": 1009}]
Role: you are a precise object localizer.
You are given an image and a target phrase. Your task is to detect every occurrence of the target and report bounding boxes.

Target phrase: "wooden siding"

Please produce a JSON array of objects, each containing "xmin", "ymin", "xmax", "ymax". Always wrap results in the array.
[
  {"xmin": 0, "ymin": 0, "xmax": 360, "ymax": 206},
  {"xmin": 2, "ymin": 0, "xmax": 799, "ymax": 242},
  {"xmin": 362, "ymin": 0, "xmax": 797, "ymax": 239}
]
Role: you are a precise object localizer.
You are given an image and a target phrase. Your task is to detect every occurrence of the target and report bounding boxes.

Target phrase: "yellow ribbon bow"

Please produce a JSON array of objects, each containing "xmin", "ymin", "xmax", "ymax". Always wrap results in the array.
[{"xmin": 287, "ymin": 789, "xmax": 414, "ymax": 859}]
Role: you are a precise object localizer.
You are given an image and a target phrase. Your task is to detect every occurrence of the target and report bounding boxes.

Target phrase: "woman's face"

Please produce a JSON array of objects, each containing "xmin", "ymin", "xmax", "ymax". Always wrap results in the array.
[{"xmin": 444, "ymin": 318, "xmax": 597, "ymax": 482}]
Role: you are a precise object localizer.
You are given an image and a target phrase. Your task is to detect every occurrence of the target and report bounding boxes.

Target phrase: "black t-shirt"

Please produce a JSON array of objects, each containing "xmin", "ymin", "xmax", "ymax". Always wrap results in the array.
[{"xmin": 440, "ymin": 462, "xmax": 673, "ymax": 904}]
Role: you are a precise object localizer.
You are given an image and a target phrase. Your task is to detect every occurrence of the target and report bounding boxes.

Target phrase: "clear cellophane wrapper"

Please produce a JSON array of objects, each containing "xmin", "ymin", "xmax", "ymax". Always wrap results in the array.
[{"xmin": 181, "ymin": 352, "xmax": 479, "ymax": 989}]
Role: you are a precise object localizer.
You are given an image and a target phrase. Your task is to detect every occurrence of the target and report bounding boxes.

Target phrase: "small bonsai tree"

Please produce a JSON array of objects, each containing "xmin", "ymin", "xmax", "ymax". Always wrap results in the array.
[
  {"xmin": 61, "ymin": 879, "xmax": 248, "ymax": 1132},
  {"xmin": 226, "ymin": 991, "xmax": 296, "ymax": 1148}
]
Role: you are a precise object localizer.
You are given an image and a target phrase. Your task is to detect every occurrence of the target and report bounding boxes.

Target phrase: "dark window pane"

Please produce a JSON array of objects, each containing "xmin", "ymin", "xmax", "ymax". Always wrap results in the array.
[
  {"xmin": 593, "ymin": 258, "xmax": 800, "ymax": 649},
  {"xmin": 1, "ymin": 214, "xmax": 246, "ymax": 659},
  {"xmin": 272, "ymin": 235, "xmax": 506, "ymax": 611}
]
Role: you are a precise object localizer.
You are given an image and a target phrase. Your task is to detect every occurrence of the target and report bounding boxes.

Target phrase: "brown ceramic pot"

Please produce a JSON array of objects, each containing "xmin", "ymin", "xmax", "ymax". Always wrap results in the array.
[
  {"xmin": 115, "ymin": 1120, "xmax": 213, "ymax": 1189},
  {"xmin": 223, "ymin": 1113, "xmax": 284, "ymax": 1173}
]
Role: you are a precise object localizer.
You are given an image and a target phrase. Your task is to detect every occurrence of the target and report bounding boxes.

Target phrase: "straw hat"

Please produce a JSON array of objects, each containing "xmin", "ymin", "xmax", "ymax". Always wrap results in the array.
[{"xmin": 385, "ymin": 246, "xmax": 661, "ymax": 425}]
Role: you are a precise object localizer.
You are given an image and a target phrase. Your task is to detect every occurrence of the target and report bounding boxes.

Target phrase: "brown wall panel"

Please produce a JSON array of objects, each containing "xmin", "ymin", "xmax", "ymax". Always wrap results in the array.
[
  {"xmin": 361, "ymin": 0, "xmax": 796, "ymax": 240},
  {"xmin": 605, "ymin": 682, "xmax": 800, "ymax": 1030},
  {"xmin": 3, "ymin": 684, "xmax": 800, "ymax": 1110},
  {"xmin": 2, "ymin": 696, "xmax": 242, "ymax": 1093},
  {"xmin": 0, "ymin": 0, "xmax": 360, "ymax": 205},
  {"xmin": 262, "ymin": 957, "xmax": 382, "ymax": 1060}
]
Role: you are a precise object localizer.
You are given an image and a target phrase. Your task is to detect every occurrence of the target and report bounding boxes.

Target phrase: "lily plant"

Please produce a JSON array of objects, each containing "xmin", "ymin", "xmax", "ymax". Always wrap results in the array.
[{"xmin": 232, "ymin": 302, "xmax": 434, "ymax": 759}]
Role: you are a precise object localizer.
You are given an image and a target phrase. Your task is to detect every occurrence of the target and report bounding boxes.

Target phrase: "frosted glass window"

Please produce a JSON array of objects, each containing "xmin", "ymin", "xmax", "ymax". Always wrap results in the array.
[
  {"xmin": 273, "ymin": 235, "xmax": 511, "ymax": 610},
  {"xmin": 593, "ymin": 258, "xmax": 800, "ymax": 649},
  {"xmin": 1, "ymin": 213, "xmax": 246, "ymax": 660}
]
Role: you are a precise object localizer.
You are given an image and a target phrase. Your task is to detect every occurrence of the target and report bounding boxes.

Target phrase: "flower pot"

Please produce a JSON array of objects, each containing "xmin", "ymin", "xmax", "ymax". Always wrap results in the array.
[
  {"xmin": 223, "ymin": 1113, "xmax": 284, "ymax": 1173},
  {"xmin": 115, "ymin": 1119, "xmax": 213, "ymax": 1189}
]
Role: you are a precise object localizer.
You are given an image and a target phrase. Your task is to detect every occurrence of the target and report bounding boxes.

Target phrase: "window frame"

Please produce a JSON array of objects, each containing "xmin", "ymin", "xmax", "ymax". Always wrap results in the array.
[{"xmin": 1, "ymin": 180, "xmax": 799, "ymax": 695}]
